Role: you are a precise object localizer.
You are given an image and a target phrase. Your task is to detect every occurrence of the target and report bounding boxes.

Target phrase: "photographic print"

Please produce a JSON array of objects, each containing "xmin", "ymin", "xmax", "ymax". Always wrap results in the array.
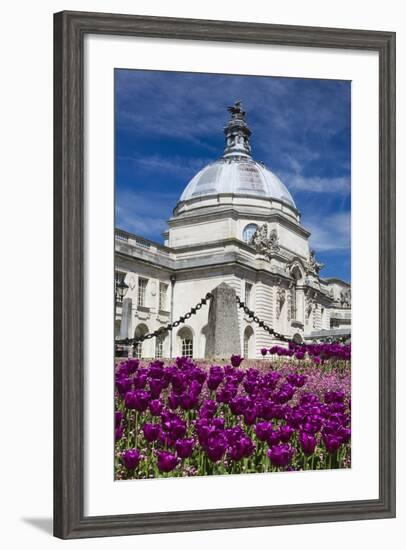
[{"xmin": 113, "ymin": 69, "xmax": 351, "ymax": 480}]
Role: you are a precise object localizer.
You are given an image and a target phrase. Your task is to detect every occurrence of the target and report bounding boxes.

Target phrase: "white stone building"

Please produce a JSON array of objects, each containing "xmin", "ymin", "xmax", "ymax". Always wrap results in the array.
[{"xmin": 115, "ymin": 102, "xmax": 351, "ymax": 359}]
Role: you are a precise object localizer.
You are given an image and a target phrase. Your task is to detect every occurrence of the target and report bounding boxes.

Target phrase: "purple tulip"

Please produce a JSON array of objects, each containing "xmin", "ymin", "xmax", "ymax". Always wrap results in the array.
[
  {"xmin": 126, "ymin": 359, "xmax": 140, "ymax": 374},
  {"xmin": 167, "ymin": 393, "xmax": 180, "ymax": 410},
  {"xmin": 229, "ymin": 436, "xmax": 255, "ymax": 461},
  {"xmin": 230, "ymin": 354, "xmax": 243, "ymax": 368},
  {"xmin": 261, "ymin": 348, "xmax": 268, "ymax": 356},
  {"xmin": 115, "ymin": 410, "xmax": 123, "ymax": 427},
  {"xmin": 205, "ymin": 431, "xmax": 228, "ymax": 462},
  {"xmin": 243, "ymin": 379, "xmax": 258, "ymax": 394},
  {"xmin": 267, "ymin": 444, "xmax": 294, "ymax": 468},
  {"xmin": 336, "ymin": 425, "xmax": 351, "ymax": 444},
  {"xmin": 156, "ymin": 451, "xmax": 178, "ymax": 473},
  {"xmin": 133, "ymin": 373, "xmax": 148, "ymax": 389},
  {"xmin": 116, "ymin": 377, "xmax": 133, "ymax": 396},
  {"xmin": 323, "ymin": 434, "xmax": 342, "ymax": 454},
  {"xmin": 124, "ymin": 389, "xmax": 150, "ymax": 412},
  {"xmin": 266, "ymin": 428, "xmax": 281, "ymax": 447},
  {"xmin": 179, "ymin": 392, "xmax": 199, "ymax": 411},
  {"xmin": 189, "ymin": 379, "xmax": 203, "ymax": 396},
  {"xmin": 115, "ymin": 424, "xmax": 124, "ymax": 441},
  {"xmin": 278, "ymin": 425, "xmax": 294, "ymax": 442},
  {"xmin": 199, "ymin": 399, "xmax": 218, "ymax": 419},
  {"xmin": 149, "ymin": 378, "xmax": 164, "ymax": 399},
  {"xmin": 168, "ymin": 418, "xmax": 187, "ymax": 439},
  {"xmin": 175, "ymin": 438, "xmax": 195, "ymax": 459},
  {"xmin": 254, "ymin": 422, "xmax": 272, "ymax": 441},
  {"xmin": 243, "ymin": 408, "xmax": 257, "ymax": 425},
  {"xmin": 149, "ymin": 399, "xmax": 164, "ymax": 416},
  {"xmin": 324, "ymin": 390, "xmax": 345, "ymax": 404},
  {"xmin": 299, "ymin": 431, "xmax": 317, "ymax": 455},
  {"xmin": 207, "ymin": 375, "xmax": 223, "ymax": 391},
  {"xmin": 229, "ymin": 396, "xmax": 248, "ymax": 415},
  {"xmin": 121, "ymin": 448, "xmax": 141, "ymax": 470},
  {"xmin": 142, "ymin": 423, "xmax": 161, "ymax": 442}
]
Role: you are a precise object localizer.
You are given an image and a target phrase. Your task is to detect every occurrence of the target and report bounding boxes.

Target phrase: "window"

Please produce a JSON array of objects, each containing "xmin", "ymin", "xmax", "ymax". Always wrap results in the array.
[
  {"xmin": 155, "ymin": 335, "xmax": 164, "ymax": 358},
  {"xmin": 178, "ymin": 327, "xmax": 193, "ymax": 358},
  {"xmin": 137, "ymin": 278, "xmax": 148, "ymax": 308},
  {"xmin": 134, "ymin": 342, "xmax": 142, "ymax": 359},
  {"xmin": 243, "ymin": 335, "xmax": 249, "ymax": 358},
  {"xmin": 159, "ymin": 282, "xmax": 168, "ymax": 311},
  {"xmin": 243, "ymin": 223, "xmax": 258, "ymax": 244},
  {"xmin": 245, "ymin": 283, "xmax": 253, "ymax": 308},
  {"xmin": 134, "ymin": 324, "xmax": 148, "ymax": 358},
  {"xmin": 181, "ymin": 338, "xmax": 193, "ymax": 358}
]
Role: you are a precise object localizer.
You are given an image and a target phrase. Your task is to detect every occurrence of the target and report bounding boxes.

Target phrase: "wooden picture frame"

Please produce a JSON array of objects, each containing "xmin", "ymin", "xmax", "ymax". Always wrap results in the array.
[{"xmin": 54, "ymin": 10, "xmax": 396, "ymax": 539}]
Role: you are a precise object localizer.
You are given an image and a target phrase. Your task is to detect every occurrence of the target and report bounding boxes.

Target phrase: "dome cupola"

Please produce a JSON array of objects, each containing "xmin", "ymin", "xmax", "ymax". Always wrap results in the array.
[{"xmin": 174, "ymin": 102, "xmax": 297, "ymax": 220}]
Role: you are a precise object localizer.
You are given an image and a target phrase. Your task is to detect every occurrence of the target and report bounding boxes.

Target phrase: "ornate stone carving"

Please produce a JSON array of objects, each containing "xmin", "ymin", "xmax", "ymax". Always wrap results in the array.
[
  {"xmin": 340, "ymin": 287, "xmax": 351, "ymax": 307},
  {"xmin": 306, "ymin": 249, "xmax": 324, "ymax": 274},
  {"xmin": 275, "ymin": 287, "xmax": 286, "ymax": 319},
  {"xmin": 286, "ymin": 289, "xmax": 292, "ymax": 322},
  {"xmin": 305, "ymin": 292, "xmax": 316, "ymax": 321},
  {"xmin": 249, "ymin": 223, "xmax": 280, "ymax": 258},
  {"xmin": 128, "ymin": 275, "xmax": 136, "ymax": 290}
]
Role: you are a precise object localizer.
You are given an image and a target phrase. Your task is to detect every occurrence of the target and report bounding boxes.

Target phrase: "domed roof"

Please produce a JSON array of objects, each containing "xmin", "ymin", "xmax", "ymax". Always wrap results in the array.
[
  {"xmin": 178, "ymin": 101, "xmax": 296, "ymax": 210},
  {"xmin": 180, "ymin": 158, "xmax": 296, "ymax": 208}
]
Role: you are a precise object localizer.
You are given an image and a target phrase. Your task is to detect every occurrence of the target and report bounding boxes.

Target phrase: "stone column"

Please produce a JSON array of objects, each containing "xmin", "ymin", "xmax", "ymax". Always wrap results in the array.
[{"xmin": 205, "ymin": 283, "xmax": 241, "ymax": 360}]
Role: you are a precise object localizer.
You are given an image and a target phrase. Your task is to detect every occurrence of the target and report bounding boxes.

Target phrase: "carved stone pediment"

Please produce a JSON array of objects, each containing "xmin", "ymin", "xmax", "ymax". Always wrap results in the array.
[{"xmin": 249, "ymin": 223, "xmax": 280, "ymax": 259}]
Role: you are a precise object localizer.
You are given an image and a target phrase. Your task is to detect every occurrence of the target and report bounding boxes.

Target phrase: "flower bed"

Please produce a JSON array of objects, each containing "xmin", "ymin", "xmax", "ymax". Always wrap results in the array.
[{"xmin": 115, "ymin": 345, "xmax": 351, "ymax": 479}]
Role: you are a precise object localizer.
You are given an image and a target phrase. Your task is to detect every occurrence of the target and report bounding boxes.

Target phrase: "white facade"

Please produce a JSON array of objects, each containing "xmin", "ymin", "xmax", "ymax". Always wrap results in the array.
[{"xmin": 115, "ymin": 102, "xmax": 351, "ymax": 359}]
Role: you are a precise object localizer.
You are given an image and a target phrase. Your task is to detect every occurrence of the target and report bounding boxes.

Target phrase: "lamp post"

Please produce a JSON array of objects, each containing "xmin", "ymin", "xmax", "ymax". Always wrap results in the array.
[{"xmin": 115, "ymin": 278, "xmax": 129, "ymax": 303}]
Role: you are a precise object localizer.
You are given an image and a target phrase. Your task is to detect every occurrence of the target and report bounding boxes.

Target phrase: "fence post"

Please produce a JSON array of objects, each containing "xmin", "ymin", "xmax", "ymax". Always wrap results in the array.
[{"xmin": 205, "ymin": 283, "xmax": 241, "ymax": 359}]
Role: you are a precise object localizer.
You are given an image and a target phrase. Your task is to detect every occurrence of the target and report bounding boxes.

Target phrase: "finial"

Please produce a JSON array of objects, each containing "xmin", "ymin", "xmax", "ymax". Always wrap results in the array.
[
  {"xmin": 227, "ymin": 100, "xmax": 246, "ymax": 118},
  {"xmin": 223, "ymin": 101, "xmax": 252, "ymax": 159}
]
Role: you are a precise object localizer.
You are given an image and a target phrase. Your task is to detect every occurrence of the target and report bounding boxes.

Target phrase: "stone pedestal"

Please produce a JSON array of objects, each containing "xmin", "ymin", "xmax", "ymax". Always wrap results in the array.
[{"xmin": 205, "ymin": 283, "xmax": 241, "ymax": 360}]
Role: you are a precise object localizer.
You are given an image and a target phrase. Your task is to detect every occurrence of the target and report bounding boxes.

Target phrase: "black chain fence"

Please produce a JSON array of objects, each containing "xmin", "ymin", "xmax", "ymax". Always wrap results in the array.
[
  {"xmin": 115, "ymin": 291, "xmax": 349, "ymax": 353},
  {"xmin": 115, "ymin": 292, "xmax": 214, "ymax": 348},
  {"xmin": 235, "ymin": 296, "xmax": 349, "ymax": 345}
]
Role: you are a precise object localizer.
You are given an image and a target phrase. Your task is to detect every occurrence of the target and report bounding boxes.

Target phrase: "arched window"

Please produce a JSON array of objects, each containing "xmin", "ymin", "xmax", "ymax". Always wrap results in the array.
[
  {"xmin": 243, "ymin": 326, "xmax": 254, "ymax": 358},
  {"xmin": 155, "ymin": 333, "xmax": 166, "ymax": 358},
  {"xmin": 134, "ymin": 323, "xmax": 149, "ymax": 359},
  {"xmin": 243, "ymin": 223, "xmax": 258, "ymax": 244},
  {"xmin": 178, "ymin": 327, "xmax": 193, "ymax": 358}
]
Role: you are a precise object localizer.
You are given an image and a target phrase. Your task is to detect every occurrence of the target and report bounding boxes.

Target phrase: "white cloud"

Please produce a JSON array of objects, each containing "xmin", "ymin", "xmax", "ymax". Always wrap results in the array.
[
  {"xmin": 115, "ymin": 190, "xmax": 178, "ymax": 239},
  {"xmin": 305, "ymin": 211, "xmax": 351, "ymax": 251},
  {"xmin": 117, "ymin": 154, "xmax": 212, "ymax": 180},
  {"xmin": 283, "ymin": 174, "xmax": 350, "ymax": 194}
]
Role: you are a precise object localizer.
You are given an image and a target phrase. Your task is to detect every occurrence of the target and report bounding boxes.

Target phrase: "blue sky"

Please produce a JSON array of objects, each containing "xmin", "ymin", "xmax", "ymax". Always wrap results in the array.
[{"xmin": 115, "ymin": 69, "xmax": 351, "ymax": 282}]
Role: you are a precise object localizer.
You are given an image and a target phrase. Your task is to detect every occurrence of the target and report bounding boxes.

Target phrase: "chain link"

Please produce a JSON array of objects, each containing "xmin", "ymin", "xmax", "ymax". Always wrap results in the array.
[
  {"xmin": 115, "ymin": 292, "xmax": 213, "ymax": 348},
  {"xmin": 115, "ymin": 291, "xmax": 348, "ymax": 350},
  {"xmin": 235, "ymin": 295, "xmax": 349, "ymax": 346}
]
